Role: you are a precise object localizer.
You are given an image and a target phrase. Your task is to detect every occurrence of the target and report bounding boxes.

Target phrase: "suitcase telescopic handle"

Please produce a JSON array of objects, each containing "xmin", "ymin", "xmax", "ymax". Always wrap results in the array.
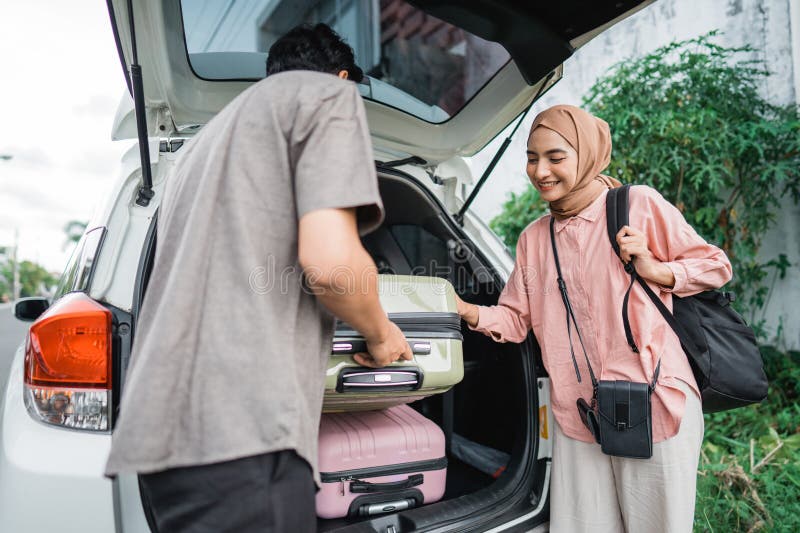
[
  {"xmin": 332, "ymin": 341, "xmax": 431, "ymax": 355},
  {"xmin": 349, "ymin": 474, "xmax": 424, "ymax": 494}
]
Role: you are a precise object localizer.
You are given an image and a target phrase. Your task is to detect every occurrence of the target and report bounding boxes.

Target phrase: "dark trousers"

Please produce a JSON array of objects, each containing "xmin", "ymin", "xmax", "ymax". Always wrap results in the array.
[{"xmin": 139, "ymin": 450, "xmax": 316, "ymax": 533}]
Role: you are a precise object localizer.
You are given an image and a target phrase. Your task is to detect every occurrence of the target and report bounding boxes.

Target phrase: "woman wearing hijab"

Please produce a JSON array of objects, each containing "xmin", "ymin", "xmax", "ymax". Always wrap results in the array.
[{"xmin": 455, "ymin": 105, "xmax": 732, "ymax": 532}]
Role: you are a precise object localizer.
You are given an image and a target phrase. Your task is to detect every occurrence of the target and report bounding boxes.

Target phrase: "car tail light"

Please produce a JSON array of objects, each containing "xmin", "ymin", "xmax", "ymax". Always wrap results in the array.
[{"xmin": 23, "ymin": 292, "xmax": 112, "ymax": 432}]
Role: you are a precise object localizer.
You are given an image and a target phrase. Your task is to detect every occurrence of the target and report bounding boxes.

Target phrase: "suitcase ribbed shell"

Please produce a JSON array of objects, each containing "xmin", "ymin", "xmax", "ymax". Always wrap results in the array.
[{"xmin": 316, "ymin": 405, "xmax": 447, "ymax": 519}]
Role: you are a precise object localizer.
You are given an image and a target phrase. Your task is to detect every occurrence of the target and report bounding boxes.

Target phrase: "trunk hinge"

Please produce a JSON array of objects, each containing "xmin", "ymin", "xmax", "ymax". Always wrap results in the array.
[
  {"xmin": 126, "ymin": 0, "xmax": 155, "ymax": 207},
  {"xmin": 453, "ymin": 70, "xmax": 557, "ymax": 226}
]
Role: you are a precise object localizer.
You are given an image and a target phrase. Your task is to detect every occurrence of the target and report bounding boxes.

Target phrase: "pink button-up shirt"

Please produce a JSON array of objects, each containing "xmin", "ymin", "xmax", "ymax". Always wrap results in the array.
[{"xmin": 472, "ymin": 185, "xmax": 732, "ymax": 443}]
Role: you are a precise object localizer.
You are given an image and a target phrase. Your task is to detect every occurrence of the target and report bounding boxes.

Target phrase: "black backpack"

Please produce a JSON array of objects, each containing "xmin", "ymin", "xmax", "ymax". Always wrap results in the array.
[{"xmin": 606, "ymin": 185, "xmax": 768, "ymax": 413}]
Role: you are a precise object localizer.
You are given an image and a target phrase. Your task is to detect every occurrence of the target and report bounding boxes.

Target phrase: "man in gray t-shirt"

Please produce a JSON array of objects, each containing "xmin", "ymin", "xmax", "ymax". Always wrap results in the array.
[{"xmin": 105, "ymin": 24, "xmax": 412, "ymax": 532}]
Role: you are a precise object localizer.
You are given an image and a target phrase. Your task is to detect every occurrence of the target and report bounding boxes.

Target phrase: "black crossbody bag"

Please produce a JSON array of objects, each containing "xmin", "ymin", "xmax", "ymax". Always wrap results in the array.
[{"xmin": 550, "ymin": 217, "xmax": 658, "ymax": 459}]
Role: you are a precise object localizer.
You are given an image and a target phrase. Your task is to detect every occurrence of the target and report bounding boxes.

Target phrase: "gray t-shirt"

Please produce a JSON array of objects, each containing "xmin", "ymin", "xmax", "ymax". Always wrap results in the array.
[{"xmin": 105, "ymin": 71, "xmax": 383, "ymax": 485}]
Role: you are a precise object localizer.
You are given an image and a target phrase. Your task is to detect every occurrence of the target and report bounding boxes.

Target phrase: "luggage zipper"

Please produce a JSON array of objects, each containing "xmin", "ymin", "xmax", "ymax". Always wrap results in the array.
[
  {"xmin": 321, "ymin": 456, "xmax": 448, "ymax": 485},
  {"xmin": 387, "ymin": 313, "xmax": 461, "ymax": 334},
  {"xmin": 339, "ymin": 476, "xmax": 354, "ymax": 496},
  {"xmin": 336, "ymin": 313, "xmax": 462, "ymax": 340}
]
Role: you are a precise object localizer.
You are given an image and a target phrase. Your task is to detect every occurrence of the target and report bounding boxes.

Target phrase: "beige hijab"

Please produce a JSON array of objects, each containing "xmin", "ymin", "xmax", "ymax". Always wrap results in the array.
[{"xmin": 530, "ymin": 105, "xmax": 621, "ymax": 220}]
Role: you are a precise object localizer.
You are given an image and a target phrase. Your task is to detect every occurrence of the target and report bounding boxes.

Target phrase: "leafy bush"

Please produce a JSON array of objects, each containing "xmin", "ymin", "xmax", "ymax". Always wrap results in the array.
[
  {"xmin": 490, "ymin": 32, "xmax": 800, "ymax": 330},
  {"xmin": 696, "ymin": 347, "xmax": 800, "ymax": 532},
  {"xmin": 489, "ymin": 187, "xmax": 548, "ymax": 245},
  {"xmin": 0, "ymin": 260, "xmax": 57, "ymax": 299}
]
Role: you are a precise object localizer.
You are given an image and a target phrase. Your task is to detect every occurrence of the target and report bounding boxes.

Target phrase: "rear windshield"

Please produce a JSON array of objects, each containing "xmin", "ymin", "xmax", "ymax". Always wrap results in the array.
[{"xmin": 180, "ymin": 0, "xmax": 510, "ymax": 123}]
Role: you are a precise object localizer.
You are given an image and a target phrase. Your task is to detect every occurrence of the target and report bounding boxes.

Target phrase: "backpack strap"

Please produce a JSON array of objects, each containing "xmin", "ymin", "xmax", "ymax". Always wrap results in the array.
[
  {"xmin": 606, "ymin": 186, "xmax": 706, "ymax": 387},
  {"xmin": 606, "ymin": 184, "xmax": 628, "ymax": 258},
  {"xmin": 606, "ymin": 185, "xmax": 665, "ymax": 389},
  {"xmin": 606, "ymin": 186, "xmax": 641, "ymax": 355},
  {"xmin": 635, "ymin": 276, "xmax": 700, "ymax": 360}
]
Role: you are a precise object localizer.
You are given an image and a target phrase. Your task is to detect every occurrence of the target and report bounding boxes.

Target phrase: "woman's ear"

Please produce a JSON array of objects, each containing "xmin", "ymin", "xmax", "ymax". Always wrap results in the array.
[{"xmin": 337, "ymin": 69, "xmax": 349, "ymax": 80}]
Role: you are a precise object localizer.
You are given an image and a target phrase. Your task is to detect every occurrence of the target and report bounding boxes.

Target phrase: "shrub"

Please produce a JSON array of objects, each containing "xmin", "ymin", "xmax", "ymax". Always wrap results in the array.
[
  {"xmin": 490, "ymin": 32, "xmax": 800, "ymax": 330},
  {"xmin": 696, "ymin": 347, "xmax": 800, "ymax": 532}
]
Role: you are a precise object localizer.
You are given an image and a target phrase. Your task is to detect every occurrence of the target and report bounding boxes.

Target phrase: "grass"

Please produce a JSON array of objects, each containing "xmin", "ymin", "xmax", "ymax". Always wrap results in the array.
[{"xmin": 694, "ymin": 347, "xmax": 800, "ymax": 532}]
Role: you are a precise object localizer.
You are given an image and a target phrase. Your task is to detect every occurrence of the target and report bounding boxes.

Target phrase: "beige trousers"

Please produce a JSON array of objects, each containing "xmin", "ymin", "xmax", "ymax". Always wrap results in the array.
[{"xmin": 549, "ymin": 380, "xmax": 704, "ymax": 533}]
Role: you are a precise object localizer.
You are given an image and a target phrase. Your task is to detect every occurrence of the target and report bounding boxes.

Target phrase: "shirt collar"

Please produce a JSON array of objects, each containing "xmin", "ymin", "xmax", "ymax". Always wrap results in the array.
[{"xmin": 552, "ymin": 189, "xmax": 608, "ymax": 232}]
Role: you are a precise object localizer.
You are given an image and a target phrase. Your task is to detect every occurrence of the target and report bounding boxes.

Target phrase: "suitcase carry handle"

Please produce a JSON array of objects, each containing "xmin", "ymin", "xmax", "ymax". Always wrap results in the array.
[
  {"xmin": 333, "ymin": 340, "xmax": 432, "ymax": 355},
  {"xmin": 348, "ymin": 489, "xmax": 424, "ymax": 518},
  {"xmin": 349, "ymin": 474, "xmax": 424, "ymax": 494},
  {"xmin": 336, "ymin": 367, "xmax": 423, "ymax": 392}
]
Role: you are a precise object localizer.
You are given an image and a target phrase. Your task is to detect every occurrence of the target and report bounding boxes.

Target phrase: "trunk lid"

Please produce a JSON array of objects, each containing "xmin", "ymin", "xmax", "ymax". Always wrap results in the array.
[{"xmin": 107, "ymin": 0, "xmax": 654, "ymax": 163}]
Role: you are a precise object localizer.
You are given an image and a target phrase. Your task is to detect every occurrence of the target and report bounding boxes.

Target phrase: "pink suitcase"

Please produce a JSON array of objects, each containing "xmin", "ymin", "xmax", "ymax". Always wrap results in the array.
[{"xmin": 316, "ymin": 405, "xmax": 447, "ymax": 519}]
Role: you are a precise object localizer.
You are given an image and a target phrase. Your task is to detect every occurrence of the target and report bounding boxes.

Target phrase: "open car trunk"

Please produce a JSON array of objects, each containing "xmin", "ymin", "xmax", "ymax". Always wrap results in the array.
[
  {"xmin": 127, "ymin": 166, "xmax": 546, "ymax": 532},
  {"xmin": 314, "ymin": 169, "xmax": 544, "ymax": 531},
  {"xmin": 111, "ymin": 1, "xmax": 660, "ymax": 527}
]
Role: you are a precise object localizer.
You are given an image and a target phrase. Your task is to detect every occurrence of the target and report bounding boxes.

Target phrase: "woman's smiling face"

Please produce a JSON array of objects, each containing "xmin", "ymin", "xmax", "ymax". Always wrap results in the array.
[{"xmin": 526, "ymin": 126, "xmax": 579, "ymax": 202}]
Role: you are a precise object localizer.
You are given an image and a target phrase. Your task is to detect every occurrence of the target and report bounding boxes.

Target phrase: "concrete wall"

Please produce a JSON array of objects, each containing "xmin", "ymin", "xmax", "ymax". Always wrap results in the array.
[{"xmin": 468, "ymin": 0, "xmax": 800, "ymax": 347}]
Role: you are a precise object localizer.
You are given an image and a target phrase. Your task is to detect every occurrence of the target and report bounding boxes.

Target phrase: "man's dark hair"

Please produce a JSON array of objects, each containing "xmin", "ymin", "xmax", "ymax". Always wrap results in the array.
[{"xmin": 266, "ymin": 23, "xmax": 363, "ymax": 82}]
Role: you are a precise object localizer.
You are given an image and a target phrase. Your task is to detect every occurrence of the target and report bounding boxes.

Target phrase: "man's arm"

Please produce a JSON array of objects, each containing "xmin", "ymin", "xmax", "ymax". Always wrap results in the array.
[{"xmin": 298, "ymin": 207, "xmax": 413, "ymax": 368}]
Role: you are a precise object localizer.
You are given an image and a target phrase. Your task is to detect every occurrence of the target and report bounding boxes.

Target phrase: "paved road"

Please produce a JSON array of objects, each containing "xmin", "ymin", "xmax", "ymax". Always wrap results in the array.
[{"xmin": 0, "ymin": 303, "xmax": 29, "ymax": 394}]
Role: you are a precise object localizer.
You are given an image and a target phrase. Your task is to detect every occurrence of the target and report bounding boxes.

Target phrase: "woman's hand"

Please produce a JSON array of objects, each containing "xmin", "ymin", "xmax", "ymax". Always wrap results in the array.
[
  {"xmin": 615, "ymin": 225, "xmax": 676, "ymax": 288},
  {"xmin": 455, "ymin": 294, "xmax": 480, "ymax": 328}
]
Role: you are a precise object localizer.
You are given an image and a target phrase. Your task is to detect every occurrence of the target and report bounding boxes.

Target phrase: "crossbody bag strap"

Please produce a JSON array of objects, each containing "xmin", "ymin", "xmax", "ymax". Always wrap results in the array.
[{"xmin": 549, "ymin": 217, "xmax": 598, "ymax": 389}]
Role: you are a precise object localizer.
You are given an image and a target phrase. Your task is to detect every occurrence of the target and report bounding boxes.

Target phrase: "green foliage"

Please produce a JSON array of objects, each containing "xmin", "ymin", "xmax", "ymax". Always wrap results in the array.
[
  {"xmin": 582, "ymin": 32, "xmax": 800, "ymax": 324},
  {"xmin": 63, "ymin": 220, "xmax": 87, "ymax": 248},
  {"xmin": 0, "ymin": 260, "xmax": 57, "ymax": 299},
  {"xmin": 0, "ymin": 248, "xmax": 10, "ymax": 301},
  {"xmin": 695, "ymin": 347, "xmax": 800, "ymax": 532},
  {"xmin": 489, "ymin": 187, "xmax": 548, "ymax": 249},
  {"xmin": 490, "ymin": 32, "xmax": 800, "ymax": 326}
]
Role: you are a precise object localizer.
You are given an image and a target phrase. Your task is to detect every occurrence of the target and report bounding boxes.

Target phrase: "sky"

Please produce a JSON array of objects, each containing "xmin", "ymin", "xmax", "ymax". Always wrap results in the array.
[{"xmin": 0, "ymin": 1, "xmax": 134, "ymax": 272}]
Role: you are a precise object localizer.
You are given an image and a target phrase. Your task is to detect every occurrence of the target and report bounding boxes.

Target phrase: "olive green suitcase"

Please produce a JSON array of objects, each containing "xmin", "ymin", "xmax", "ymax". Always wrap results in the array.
[{"xmin": 323, "ymin": 275, "xmax": 464, "ymax": 412}]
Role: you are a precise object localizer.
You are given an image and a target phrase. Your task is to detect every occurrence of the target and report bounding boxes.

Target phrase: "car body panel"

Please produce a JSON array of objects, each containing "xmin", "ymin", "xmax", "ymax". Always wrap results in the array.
[
  {"xmin": 483, "ymin": 461, "xmax": 551, "ymax": 533},
  {"xmin": 115, "ymin": 474, "xmax": 152, "ymax": 532},
  {"xmin": 536, "ymin": 378, "xmax": 554, "ymax": 461},
  {"xmin": 0, "ymin": 347, "xmax": 116, "ymax": 532},
  {"xmin": 89, "ymin": 142, "xmax": 166, "ymax": 312}
]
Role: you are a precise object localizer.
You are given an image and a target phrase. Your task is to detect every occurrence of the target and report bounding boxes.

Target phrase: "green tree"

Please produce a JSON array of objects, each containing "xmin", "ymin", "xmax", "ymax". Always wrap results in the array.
[
  {"xmin": 63, "ymin": 220, "xmax": 87, "ymax": 249},
  {"xmin": 489, "ymin": 187, "xmax": 548, "ymax": 247},
  {"xmin": 0, "ymin": 274, "xmax": 8, "ymax": 301},
  {"xmin": 0, "ymin": 260, "xmax": 57, "ymax": 298},
  {"xmin": 0, "ymin": 248, "xmax": 10, "ymax": 301},
  {"xmin": 491, "ymin": 32, "xmax": 800, "ymax": 328}
]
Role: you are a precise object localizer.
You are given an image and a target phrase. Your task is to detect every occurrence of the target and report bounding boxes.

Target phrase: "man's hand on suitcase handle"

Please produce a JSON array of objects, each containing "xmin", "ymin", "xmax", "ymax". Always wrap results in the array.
[{"xmin": 354, "ymin": 320, "xmax": 414, "ymax": 368}]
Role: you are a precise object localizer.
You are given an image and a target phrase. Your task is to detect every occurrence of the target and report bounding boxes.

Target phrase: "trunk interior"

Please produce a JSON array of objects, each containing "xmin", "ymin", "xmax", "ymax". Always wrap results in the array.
[
  {"xmin": 316, "ymin": 170, "xmax": 537, "ymax": 531},
  {"xmin": 130, "ymin": 168, "xmax": 541, "ymax": 531}
]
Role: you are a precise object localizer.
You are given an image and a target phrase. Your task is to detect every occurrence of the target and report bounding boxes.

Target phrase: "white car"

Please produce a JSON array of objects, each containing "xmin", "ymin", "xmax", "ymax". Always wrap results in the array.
[{"xmin": 1, "ymin": 1, "xmax": 655, "ymax": 531}]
